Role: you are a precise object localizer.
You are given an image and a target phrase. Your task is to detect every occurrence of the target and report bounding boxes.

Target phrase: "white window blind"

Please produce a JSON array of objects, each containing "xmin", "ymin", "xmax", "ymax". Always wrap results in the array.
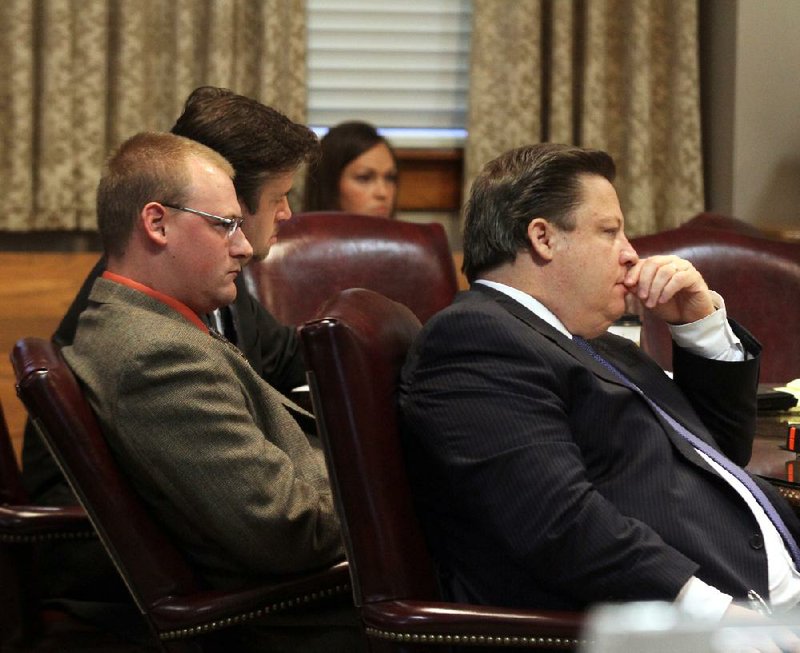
[{"xmin": 307, "ymin": 0, "xmax": 472, "ymax": 134}]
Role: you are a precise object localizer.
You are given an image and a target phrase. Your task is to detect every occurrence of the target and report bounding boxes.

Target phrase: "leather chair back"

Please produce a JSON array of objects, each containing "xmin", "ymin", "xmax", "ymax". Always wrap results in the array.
[
  {"xmin": 11, "ymin": 337, "xmax": 198, "ymax": 613},
  {"xmin": 300, "ymin": 289, "xmax": 435, "ymax": 606},
  {"xmin": 245, "ymin": 211, "xmax": 458, "ymax": 325},
  {"xmin": 300, "ymin": 289, "xmax": 585, "ymax": 650},
  {"xmin": 679, "ymin": 212, "xmax": 765, "ymax": 238},
  {"xmin": 0, "ymin": 400, "xmax": 30, "ymax": 643},
  {"xmin": 631, "ymin": 228, "xmax": 800, "ymax": 383},
  {"xmin": 11, "ymin": 337, "xmax": 352, "ymax": 650},
  {"xmin": 2, "ymin": 384, "xmax": 97, "ymax": 647}
]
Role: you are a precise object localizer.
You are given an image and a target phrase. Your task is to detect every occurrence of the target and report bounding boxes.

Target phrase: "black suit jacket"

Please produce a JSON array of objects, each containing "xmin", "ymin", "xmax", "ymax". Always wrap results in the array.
[{"xmin": 399, "ymin": 284, "xmax": 798, "ymax": 610}]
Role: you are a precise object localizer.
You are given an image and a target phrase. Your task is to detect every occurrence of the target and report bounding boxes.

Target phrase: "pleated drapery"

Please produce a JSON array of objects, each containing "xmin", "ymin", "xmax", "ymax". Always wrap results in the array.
[
  {"xmin": 0, "ymin": 0, "xmax": 307, "ymax": 231},
  {"xmin": 465, "ymin": 0, "xmax": 704, "ymax": 236}
]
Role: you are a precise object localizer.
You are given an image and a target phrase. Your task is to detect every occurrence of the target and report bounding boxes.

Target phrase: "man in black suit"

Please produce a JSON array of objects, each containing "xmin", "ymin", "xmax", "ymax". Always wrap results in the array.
[
  {"xmin": 400, "ymin": 144, "xmax": 800, "ymax": 621},
  {"xmin": 23, "ymin": 87, "xmax": 317, "ymax": 601}
]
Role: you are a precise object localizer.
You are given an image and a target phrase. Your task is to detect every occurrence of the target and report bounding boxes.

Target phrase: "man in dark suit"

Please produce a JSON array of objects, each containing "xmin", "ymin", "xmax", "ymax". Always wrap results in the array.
[
  {"xmin": 400, "ymin": 144, "xmax": 800, "ymax": 621},
  {"xmin": 22, "ymin": 87, "xmax": 316, "ymax": 602}
]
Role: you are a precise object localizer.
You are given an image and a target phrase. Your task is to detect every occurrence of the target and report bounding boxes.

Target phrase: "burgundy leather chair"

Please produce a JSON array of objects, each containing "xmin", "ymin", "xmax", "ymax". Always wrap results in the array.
[
  {"xmin": 631, "ymin": 227, "xmax": 800, "ymax": 383},
  {"xmin": 11, "ymin": 337, "xmax": 351, "ymax": 652},
  {"xmin": 300, "ymin": 289, "xmax": 585, "ymax": 651},
  {"xmin": 0, "ymin": 399, "xmax": 95, "ymax": 646},
  {"xmin": 679, "ymin": 212, "xmax": 765, "ymax": 238},
  {"xmin": 244, "ymin": 211, "xmax": 458, "ymax": 325}
]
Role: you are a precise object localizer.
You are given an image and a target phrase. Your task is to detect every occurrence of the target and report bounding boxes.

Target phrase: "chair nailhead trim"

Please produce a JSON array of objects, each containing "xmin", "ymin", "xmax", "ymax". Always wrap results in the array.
[
  {"xmin": 0, "ymin": 531, "xmax": 95, "ymax": 543},
  {"xmin": 158, "ymin": 583, "xmax": 350, "ymax": 641},
  {"xmin": 364, "ymin": 626, "xmax": 586, "ymax": 648}
]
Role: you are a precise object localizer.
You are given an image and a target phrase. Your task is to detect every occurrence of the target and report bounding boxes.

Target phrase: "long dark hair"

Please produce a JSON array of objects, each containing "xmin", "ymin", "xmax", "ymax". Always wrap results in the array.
[{"xmin": 303, "ymin": 121, "xmax": 397, "ymax": 213}]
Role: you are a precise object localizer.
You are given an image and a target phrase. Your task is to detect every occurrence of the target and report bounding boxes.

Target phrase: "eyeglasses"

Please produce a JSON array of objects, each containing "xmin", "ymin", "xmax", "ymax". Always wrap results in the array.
[{"xmin": 161, "ymin": 203, "xmax": 245, "ymax": 239}]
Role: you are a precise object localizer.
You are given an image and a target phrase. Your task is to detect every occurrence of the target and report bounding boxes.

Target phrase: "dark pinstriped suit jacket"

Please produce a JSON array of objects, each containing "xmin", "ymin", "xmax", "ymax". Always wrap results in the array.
[{"xmin": 399, "ymin": 284, "xmax": 800, "ymax": 611}]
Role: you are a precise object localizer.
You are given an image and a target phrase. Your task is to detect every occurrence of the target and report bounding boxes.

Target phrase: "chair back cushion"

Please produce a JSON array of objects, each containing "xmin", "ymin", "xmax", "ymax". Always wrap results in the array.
[
  {"xmin": 245, "ymin": 211, "xmax": 458, "ymax": 325},
  {"xmin": 300, "ymin": 289, "xmax": 439, "ymax": 606},
  {"xmin": 679, "ymin": 212, "xmax": 765, "ymax": 238},
  {"xmin": 11, "ymin": 338, "xmax": 199, "ymax": 611},
  {"xmin": 631, "ymin": 228, "xmax": 800, "ymax": 383}
]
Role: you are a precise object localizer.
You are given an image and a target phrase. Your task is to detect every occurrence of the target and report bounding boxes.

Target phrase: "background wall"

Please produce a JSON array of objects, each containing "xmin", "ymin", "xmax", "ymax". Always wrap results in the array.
[
  {"xmin": 702, "ymin": 0, "xmax": 800, "ymax": 233},
  {"xmin": 5, "ymin": 0, "xmax": 800, "ymax": 459}
]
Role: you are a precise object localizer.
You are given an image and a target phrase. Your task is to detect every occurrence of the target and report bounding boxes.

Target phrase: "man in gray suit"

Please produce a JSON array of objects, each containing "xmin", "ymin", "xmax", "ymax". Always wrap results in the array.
[
  {"xmin": 64, "ymin": 131, "xmax": 357, "ymax": 650},
  {"xmin": 24, "ymin": 87, "xmax": 316, "ymax": 604},
  {"xmin": 400, "ymin": 143, "xmax": 800, "ymax": 623}
]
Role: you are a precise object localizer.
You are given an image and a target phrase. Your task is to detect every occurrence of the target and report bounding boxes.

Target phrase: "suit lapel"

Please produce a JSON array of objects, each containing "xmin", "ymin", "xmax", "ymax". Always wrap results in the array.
[
  {"xmin": 594, "ymin": 335, "xmax": 721, "ymax": 452},
  {"xmin": 589, "ymin": 335, "xmax": 723, "ymax": 466},
  {"xmin": 208, "ymin": 328, "xmax": 316, "ymax": 432}
]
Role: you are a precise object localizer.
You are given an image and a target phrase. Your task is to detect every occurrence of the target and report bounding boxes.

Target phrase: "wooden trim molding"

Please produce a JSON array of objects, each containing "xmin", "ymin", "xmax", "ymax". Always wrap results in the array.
[{"xmin": 395, "ymin": 148, "xmax": 464, "ymax": 213}]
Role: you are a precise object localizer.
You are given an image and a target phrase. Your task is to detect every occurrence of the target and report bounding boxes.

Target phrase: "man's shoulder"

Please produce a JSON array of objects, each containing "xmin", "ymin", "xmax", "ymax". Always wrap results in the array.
[
  {"xmin": 86, "ymin": 276, "xmax": 151, "ymax": 312},
  {"xmin": 408, "ymin": 287, "xmax": 554, "ymax": 371},
  {"xmin": 70, "ymin": 280, "xmax": 214, "ymax": 368},
  {"xmin": 416, "ymin": 289, "xmax": 504, "ymax": 340},
  {"xmin": 424, "ymin": 285, "xmax": 556, "ymax": 340},
  {"xmin": 87, "ymin": 279, "xmax": 202, "ymax": 328},
  {"xmin": 431, "ymin": 286, "xmax": 510, "ymax": 321}
]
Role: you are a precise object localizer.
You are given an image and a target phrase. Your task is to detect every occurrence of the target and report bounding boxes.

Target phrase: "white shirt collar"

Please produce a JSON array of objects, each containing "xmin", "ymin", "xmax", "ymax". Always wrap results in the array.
[
  {"xmin": 474, "ymin": 279, "xmax": 573, "ymax": 339},
  {"xmin": 475, "ymin": 281, "xmax": 742, "ymax": 361}
]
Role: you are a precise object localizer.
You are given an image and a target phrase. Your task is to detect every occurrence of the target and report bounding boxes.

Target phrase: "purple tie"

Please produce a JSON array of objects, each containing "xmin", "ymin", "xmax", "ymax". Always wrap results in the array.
[{"xmin": 573, "ymin": 335, "xmax": 800, "ymax": 568}]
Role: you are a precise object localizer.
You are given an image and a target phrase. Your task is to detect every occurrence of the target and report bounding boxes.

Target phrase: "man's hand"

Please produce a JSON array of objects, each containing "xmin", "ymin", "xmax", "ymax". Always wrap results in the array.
[{"xmin": 624, "ymin": 255, "xmax": 715, "ymax": 325}]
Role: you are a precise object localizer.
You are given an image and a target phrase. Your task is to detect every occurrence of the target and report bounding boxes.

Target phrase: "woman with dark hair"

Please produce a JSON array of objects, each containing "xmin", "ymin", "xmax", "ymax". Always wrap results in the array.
[{"xmin": 303, "ymin": 121, "xmax": 398, "ymax": 218}]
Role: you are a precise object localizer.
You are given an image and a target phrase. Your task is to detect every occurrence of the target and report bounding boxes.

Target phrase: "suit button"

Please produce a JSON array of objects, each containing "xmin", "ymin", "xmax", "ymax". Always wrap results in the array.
[{"xmin": 750, "ymin": 534, "xmax": 764, "ymax": 550}]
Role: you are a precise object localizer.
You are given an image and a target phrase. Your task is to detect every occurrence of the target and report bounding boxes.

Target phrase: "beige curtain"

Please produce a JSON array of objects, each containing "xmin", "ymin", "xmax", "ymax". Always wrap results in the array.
[
  {"xmin": 0, "ymin": 0, "xmax": 307, "ymax": 232},
  {"xmin": 466, "ymin": 0, "xmax": 703, "ymax": 236}
]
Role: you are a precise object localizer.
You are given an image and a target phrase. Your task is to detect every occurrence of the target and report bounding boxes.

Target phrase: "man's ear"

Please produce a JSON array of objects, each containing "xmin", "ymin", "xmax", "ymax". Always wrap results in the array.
[
  {"xmin": 527, "ymin": 217, "xmax": 556, "ymax": 262},
  {"xmin": 141, "ymin": 202, "xmax": 168, "ymax": 246}
]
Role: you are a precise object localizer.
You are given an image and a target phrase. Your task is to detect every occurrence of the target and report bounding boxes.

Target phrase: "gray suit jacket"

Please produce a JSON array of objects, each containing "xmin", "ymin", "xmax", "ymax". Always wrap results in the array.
[
  {"xmin": 400, "ymin": 284, "xmax": 798, "ymax": 610},
  {"xmin": 64, "ymin": 278, "xmax": 343, "ymax": 589}
]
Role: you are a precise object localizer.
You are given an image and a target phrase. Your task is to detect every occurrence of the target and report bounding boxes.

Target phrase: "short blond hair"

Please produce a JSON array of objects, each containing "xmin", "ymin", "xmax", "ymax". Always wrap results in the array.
[{"xmin": 96, "ymin": 132, "xmax": 234, "ymax": 258}]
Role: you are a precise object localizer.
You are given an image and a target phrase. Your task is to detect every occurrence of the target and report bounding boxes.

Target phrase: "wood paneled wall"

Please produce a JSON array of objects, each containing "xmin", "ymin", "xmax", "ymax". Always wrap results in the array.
[
  {"xmin": 396, "ymin": 148, "xmax": 463, "ymax": 212},
  {"xmin": 0, "ymin": 253, "xmax": 99, "ymax": 464}
]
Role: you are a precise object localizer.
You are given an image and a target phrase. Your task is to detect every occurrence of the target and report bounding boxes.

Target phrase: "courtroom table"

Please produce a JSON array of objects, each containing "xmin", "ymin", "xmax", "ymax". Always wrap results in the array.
[{"xmin": 747, "ymin": 412, "xmax": 800, "ymax": 507}]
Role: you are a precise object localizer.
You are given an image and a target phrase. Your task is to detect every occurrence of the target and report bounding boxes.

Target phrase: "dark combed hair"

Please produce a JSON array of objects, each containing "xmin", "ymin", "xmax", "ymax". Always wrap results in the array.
[
  {"xmin": 302, "ymin": 121, "xmax": 397, "ymax": 212},
  {"xmin": 171, "ymin": 86, "xmax": 319, "ymax": 213},
  {"xmin": 462, "ymin": 143, "xmax": 616, "ymax": 282}
]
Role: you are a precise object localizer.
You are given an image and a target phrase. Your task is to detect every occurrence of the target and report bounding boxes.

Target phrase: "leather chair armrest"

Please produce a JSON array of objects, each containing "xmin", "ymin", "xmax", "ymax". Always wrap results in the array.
[
  {"xmin": 0, "ymin": 504, "xmax": 94, "ymax": 541},
  {"xmin": 361, "ymin": 599, "xmax": 585, "ymax": 649},
  {"xmin": 147, "ymin": 560, "xmax": 351, "ymax": 638}
]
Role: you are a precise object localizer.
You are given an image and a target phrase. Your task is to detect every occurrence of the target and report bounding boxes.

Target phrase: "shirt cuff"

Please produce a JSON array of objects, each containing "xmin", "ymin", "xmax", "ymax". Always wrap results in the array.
[
  {"xmin": 675, "ymin": 575, "xmax": 733, "ymax": 621},
  {"xmin": 667, "ymin": 292, "xmax": 745, "ymax": 362}
]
